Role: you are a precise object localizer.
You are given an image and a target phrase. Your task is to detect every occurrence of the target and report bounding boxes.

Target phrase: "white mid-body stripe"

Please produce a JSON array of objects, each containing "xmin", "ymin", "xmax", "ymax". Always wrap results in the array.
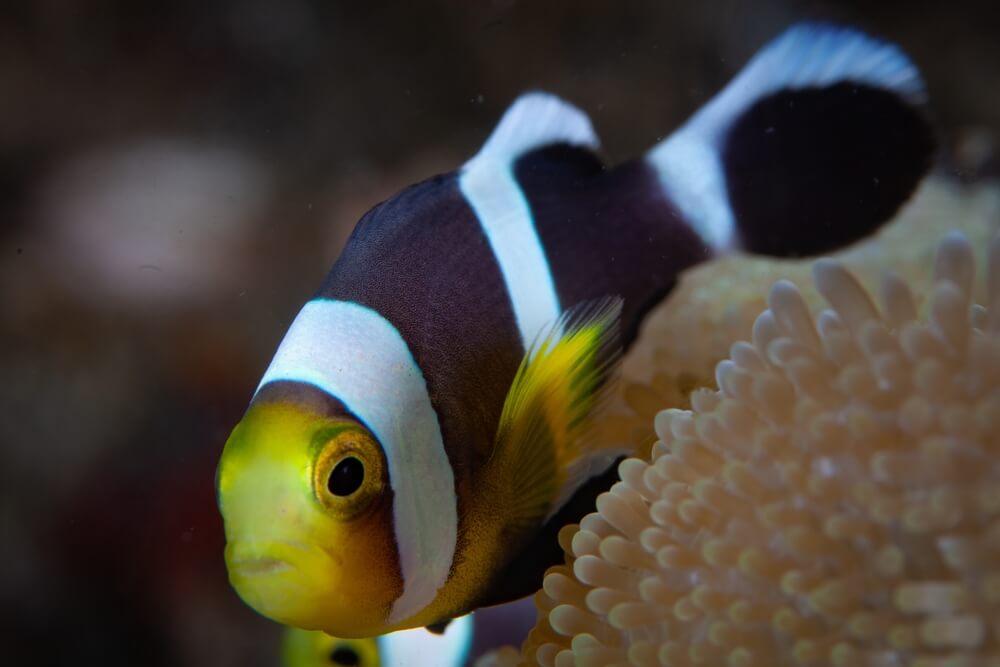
[
  {"xmin": 460, "ymin": 92, "xmax": 600, "ymax": 349},
  {"xmin": 256, "ymin": 299, "xmax": 457, "ymax": 625},
  {"xmin": 460, "ymin": 164, "xmax": 559, "ymax": 349}
]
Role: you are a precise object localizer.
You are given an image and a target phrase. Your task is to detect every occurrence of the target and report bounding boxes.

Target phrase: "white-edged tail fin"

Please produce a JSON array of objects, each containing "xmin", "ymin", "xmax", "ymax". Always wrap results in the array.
[{"xmin": 646, "ymin": 22, "xmax": 933, "ymax": 258}]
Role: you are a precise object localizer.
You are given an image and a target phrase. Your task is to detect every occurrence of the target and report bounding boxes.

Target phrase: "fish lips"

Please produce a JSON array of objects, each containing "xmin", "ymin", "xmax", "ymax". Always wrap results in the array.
[{"xmin": 225, "ymin": 538, "xmax": 341, "ymax": 628}]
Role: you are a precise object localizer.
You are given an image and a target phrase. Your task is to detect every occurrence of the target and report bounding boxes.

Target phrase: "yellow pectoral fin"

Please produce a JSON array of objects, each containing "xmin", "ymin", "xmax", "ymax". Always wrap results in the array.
[{"xmin": 492, "ymin": 297, "xmax": 624, "ymax": 530}]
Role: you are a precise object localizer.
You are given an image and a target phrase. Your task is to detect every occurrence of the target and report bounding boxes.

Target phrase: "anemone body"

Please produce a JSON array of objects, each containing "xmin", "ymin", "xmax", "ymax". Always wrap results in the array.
[{"xmin": 508, "ymin": 190, "xmax": 1000, "ymax": 666}]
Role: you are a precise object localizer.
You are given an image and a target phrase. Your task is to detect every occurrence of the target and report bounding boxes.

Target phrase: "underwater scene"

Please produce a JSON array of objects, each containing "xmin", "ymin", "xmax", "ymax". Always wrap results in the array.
[{"xmin": 3, "ymin": 1, "xmax": 1000, "ymax": 666}]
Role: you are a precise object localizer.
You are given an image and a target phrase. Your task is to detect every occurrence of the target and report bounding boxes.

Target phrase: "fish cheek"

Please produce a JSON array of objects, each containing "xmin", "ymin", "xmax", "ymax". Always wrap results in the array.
[{"xmin": 322, "ymin": 487, "xmax": 403, "ymax": 634}]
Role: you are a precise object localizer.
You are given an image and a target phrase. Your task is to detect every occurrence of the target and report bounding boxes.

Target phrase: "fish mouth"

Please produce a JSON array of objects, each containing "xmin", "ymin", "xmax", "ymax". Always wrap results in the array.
[
  {"xmin": 229, "ymin": 556, "xmax": 295, "ymax": 577},
  {"xmin": 224, "ymin": 539, "xmax": 317, "ymax": 582},
  {"xmin": 225, "ymin": 540, "xmax": 343, "ymax": 629},
  {"xmin": 225, "ymin": 539, "xmax": 338, "ymax": 585}
]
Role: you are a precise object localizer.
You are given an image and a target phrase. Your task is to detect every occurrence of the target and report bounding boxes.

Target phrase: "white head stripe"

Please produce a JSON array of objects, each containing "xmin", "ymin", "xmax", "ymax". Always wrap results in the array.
[
  {"xmin": 255, "ymin": 299, "xmax": 457, "ymax": 624},
  {"xmin": 461, "ymin": 92, "xmax": 599, "ymax": 349}
]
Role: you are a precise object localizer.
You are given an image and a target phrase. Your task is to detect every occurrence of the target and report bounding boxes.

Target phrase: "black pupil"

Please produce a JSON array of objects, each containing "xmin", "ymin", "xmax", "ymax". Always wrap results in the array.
[
  {"xmin": 328, "ymin": 457, "xmax": 364, "ymax": 497},
  {"xmin": 329, "ymin": 645, "xmax": 361, "ymax": 666}
]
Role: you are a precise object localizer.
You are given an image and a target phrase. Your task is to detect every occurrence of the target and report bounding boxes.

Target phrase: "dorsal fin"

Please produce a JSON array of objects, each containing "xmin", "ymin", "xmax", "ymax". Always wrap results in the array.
[
  {"xmin": 465, "ymin": 92, "xmax": 600, "ymax": 170},
  {"xmin": 647, "ymin": 23, "xmax": 933, "ymax": 257}
]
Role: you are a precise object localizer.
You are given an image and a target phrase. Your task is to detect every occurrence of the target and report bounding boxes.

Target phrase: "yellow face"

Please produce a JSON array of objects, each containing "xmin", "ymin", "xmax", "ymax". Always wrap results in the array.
[{"xmin": 217, "ymin": 400, "xmax": 402, "ymax": 637}]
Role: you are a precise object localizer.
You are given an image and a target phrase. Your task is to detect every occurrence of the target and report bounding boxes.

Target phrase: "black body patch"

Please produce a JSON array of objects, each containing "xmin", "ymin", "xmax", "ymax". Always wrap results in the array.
[
  {"xmin": 514, "ymin": 146, "xmax": 711, "ymax": 347},
  {"xmin": 723, "ymin": 82, "xmax": 935, "ymax": 257}
]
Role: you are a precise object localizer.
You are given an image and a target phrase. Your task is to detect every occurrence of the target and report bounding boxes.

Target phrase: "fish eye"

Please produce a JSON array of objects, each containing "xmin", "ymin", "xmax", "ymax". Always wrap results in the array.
[
  {"xmin": 329, "ymin": 644, "xmax": 362, "ymax": 666},
  {"xmin": 327, "ymin": 456, "xmax": 365, "ymax": 496},
  {"xmin": 313, "ymin": 426, "xmax": 385, "ymax": 519}
]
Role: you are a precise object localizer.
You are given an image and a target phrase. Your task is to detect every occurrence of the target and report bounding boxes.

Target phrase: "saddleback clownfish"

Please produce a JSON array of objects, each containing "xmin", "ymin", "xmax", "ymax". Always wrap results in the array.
[{"xmin": 217, "ymin": 23, "xmax": 935, "ymax": 638}]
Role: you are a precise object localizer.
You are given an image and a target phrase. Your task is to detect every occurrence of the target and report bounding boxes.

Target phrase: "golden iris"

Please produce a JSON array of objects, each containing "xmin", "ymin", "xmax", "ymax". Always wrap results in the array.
[{"xmin": 312, "ymin": 426, "xmax": 386, "ymax": 520}]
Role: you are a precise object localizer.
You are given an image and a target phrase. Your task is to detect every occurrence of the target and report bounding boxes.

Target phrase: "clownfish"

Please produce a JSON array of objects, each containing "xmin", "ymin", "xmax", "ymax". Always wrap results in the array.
[
  {"xmin": 282, "ymin": 614, "xmax": 473, "ymax": 667},
  {"xmin": 217, "ymin": 23, "xmax": 934, "ymax": 638}
]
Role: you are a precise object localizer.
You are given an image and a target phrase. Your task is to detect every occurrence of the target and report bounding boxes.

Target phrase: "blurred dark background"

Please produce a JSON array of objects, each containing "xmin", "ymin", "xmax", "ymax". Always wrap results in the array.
[{"xmin": 1, "ymin": 1, "xmax": 997, "ymax": 665}]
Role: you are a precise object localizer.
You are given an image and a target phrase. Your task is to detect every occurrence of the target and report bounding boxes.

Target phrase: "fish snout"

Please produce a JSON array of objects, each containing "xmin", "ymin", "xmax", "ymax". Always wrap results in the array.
[{"xmin": 225, "ymin": 538, "xmax": 344, "ymax": 628}]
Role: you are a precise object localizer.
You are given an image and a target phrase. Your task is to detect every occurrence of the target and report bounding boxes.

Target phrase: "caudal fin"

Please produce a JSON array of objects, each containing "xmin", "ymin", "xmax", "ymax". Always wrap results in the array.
[{"xmin": 646, "ymin": 23, "xmax": 935, "ymax": 257}]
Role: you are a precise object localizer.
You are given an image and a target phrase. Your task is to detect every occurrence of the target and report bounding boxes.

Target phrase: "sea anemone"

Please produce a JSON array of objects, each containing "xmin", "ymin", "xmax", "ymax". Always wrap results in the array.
[
  {"xmin": 496, "ymin": 219, "xmax": 1000, "ymax": 666},
  {"xmin": 601, "ymin": 179, "xmax": 1000, "ymax": 457}
]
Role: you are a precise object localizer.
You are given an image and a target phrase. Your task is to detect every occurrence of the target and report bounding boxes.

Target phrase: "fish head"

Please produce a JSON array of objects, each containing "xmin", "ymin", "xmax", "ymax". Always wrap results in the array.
[{"xmin": 217, "ymin": 398, "xmax": 402, "ymax": 637}]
